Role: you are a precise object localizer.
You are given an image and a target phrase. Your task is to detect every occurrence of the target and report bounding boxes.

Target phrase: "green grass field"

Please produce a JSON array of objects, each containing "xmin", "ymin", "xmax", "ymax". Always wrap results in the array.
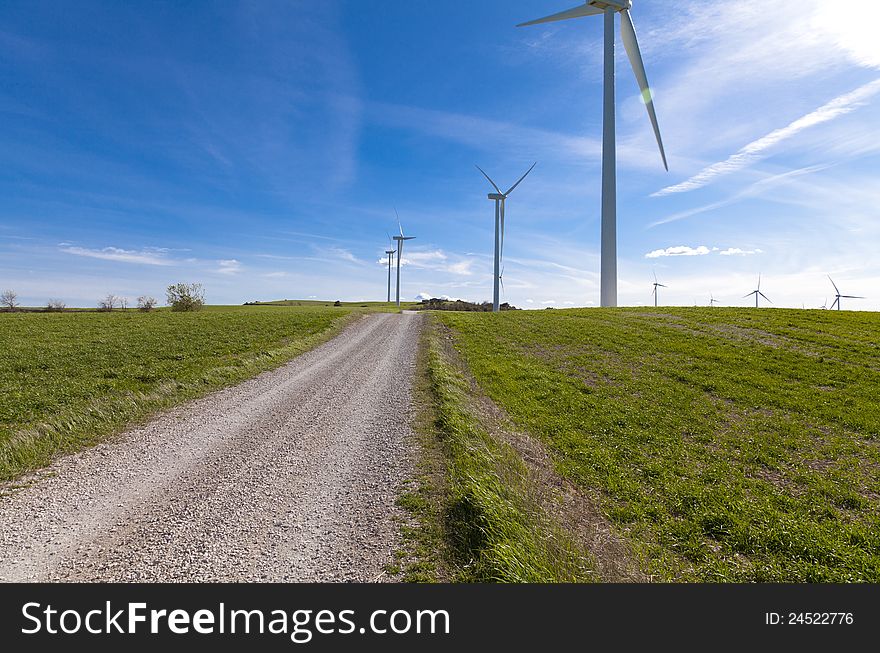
[
  {"xmin": 430, "ymin": 308, "xmax": 880, "ymax": 582},
  {"xmin": 0, "ymin": 304, "xmax": 372, "ymax": 482}
]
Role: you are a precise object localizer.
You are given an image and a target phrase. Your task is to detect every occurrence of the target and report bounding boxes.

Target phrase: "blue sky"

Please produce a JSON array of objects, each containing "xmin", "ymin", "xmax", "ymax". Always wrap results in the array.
[{"xmin": 2, "ymin": 0, "xmax": 879, "ymax": 309}]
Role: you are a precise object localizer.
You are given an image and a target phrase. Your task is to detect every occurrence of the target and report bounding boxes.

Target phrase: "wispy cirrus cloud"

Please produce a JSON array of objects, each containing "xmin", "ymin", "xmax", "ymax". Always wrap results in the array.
[
  {"xmin": 654, "ymin": 79, "xmax": 880, "ymax": 196},
  {"xmin": 649, "ymin": 163, "xmax": 836, "ymax": 227},
  {"xmin": 719, "ymin": 248, "xmax": 763, "ymax": 256},
  {"xmin": 60, "ymin": 245, "xmax": 176, "ymax": 266}
]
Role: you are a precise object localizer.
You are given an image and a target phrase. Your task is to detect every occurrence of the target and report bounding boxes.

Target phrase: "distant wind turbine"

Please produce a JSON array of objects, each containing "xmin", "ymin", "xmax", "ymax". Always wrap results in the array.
[
  {"xmin": 744, "ymin": 275, "xmax": 771, "ymax": 308},
  {"xmin": 384, "ymin": 233, "xmax": 396, "ymax": 303},
  {"xmin": 475, "ymin": 163, "xmax": 537, "ymax": 313},
  {"xmin": 393, "ymin": 211, "xmax": 416, "ymax": 309},
  {"xmin": 828, "ymin": 276, "xmax": 864, "ymax": 311},
  {"xmin": 651, "ymin": 271, "xmax": 666, "ymax": 307},
  {"xmin": 710, "ymin": 293, "xmax": 720, "ymax": 307},
  {"xmin": 820, "ymin": 297, "xmax": 828, "ymax": 310},
  {"xmin": 518, "ymin": 1, "xmax": 668, "ymax": 308}
]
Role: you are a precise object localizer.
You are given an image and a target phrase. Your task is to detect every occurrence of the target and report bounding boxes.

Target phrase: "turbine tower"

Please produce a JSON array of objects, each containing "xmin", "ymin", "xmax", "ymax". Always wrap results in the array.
[
  {"xmin": 744, "ymin": 275, "xmax": 771, "ymax": 308},
  {"xmin": 475, "ymin": 163, "xmax": 537, "ymax": 313},
  {"xmin": 518, "ymin": 1, "xmax": 668, "ymax": 308},
  {"xmin": 384, "ymin": 235, "xmax": 396, "ymax": 303},
  {"xmin": 393, "ymin": 211, "xmax": 415, "ymax": 309},
  {"xmin": 828, "ymin": 276, "xmax": 864, "ymax": 311},
  {"xmin": 651, "ymin": 270, "xmax": 666, "ymax": 307}
]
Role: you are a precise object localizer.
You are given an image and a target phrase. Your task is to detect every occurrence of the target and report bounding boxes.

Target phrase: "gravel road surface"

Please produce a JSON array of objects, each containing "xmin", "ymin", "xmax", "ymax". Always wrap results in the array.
[{"xmin": 0, "ymin": 312, "xmax": 422, "ymax": 582}]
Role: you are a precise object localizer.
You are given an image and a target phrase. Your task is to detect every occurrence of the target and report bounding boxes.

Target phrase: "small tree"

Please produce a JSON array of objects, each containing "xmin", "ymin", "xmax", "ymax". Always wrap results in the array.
[
  {"xmin": 137, "ymin": 295, "xmax": 158, "ymax": 312},
  {"xmin": 119, "ymin": 297, "xmax": 129, "ymax": 310},
  {"xmin": 166, "ymin": 282, "xmax": 204, "ymax": 312},
  {"xmin": 1, "ymin": 289, "xmax": 19, "ymax": 311},
  {"xmin": 98, "ymin": 294, "xmax": 118, "ymax": 311},
  {"xmin": 46, "ymin": 299, "xmax": 66, "ymax": 312}
]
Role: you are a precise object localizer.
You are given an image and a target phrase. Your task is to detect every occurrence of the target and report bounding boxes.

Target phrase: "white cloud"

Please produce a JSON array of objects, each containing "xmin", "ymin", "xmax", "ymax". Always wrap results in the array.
[
  {"xmin": 719, "ymin": 248, "xmax": 763, "ymax": 256},
  {"xmin": 59, "ymin": 245, "xmax": 175, "ymax": 266},
  {"xmin": 446, "ymin": 260, "xmax": 474, "ymax": 276},
  {"xmin": 645, "ymin": 245, "xmax": 711, "ymax": 258},
  {"xmin": 216, "ymin": 259, "xmax": 242, "ymax": 275},
  {"xmin": 654, "ymin": 79, "xmax": 880, "ymax": 196}
]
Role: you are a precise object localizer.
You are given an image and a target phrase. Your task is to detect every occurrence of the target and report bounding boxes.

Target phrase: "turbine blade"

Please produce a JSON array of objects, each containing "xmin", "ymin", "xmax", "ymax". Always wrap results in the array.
[
  {"xmin": 395, "ymin": 208, "xmax": 404, "ymax": 237},
  {"xmin": 760, "ymin": 292, "xmax": 772, "ymax": 304},
  {"xmin": 830, "ymin": 297, "xmax": 839, "ymax": 310},
  {"xmin": 504, "ymin": 162, "xmax": 537, "ymax": 196},
  {"xmin": 620, "ymin": 9, "xmax": 667, "ymax": 171},
  {"xmin": 828, "ymin": 275, "xmax": 840, "ymax": 294},
  {"xmin": 658, "ymin": 284, "xmax": 667, "ymax": 288},
  {"xmin": 475, "ymin": 165, "xmax": 502, "ymax": 195},
  {"xmin": 517, "ymin": 4, "xmax": 603, "ymax": 27},
  {"xmin": 757, "ymin": 274, "xmax": 762, "ymax": 292},
  {"xmin": 841, "ymin": 295, "xmax": 864, "ymax": 299}
]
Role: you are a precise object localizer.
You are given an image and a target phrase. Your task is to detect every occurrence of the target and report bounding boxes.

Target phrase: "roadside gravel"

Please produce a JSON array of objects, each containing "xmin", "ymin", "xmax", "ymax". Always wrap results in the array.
[{"xmin": 0, "ymin": 311, "xmax": 422, "ymax": 582}]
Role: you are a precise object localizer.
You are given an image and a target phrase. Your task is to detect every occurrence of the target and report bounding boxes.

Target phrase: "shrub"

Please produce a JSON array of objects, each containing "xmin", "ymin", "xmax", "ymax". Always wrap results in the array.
[
  {"xmin": 166, "ymin": 283, "xmax": 204, "ymax": 312},
  {"xmin": 137, "ymin": 296, "xmax": 158, "ymax": 312},
  {"xmin": 46, "ymin": 299, "xmax": 66, "ymax": 312},
  {"xmin": 1, "ymin": 289, "xmax": 19, "ymax": 311}
]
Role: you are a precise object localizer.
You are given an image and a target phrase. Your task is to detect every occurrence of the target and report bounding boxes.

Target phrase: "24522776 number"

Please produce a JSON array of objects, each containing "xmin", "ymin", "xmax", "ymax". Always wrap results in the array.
[{"xmin": 765, "ymin": 612, "xmax": 854, "ymax": 625}]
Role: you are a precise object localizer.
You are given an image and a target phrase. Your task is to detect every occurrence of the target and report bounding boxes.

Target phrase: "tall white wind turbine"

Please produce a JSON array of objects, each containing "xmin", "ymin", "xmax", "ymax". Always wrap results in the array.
[
  {"xmin": 384, "ymin": 234, "xmax": 396, "ymax": 303},
  {"xmin": 518, "ymin": 1, "xmax": 667, "ymax": 308},
  {"xmin": 393, "ymin": 211, "xmax": 416, "ymax": 309},
  {"xmin": 475, "ymin": 163, "xmax": 537, "ymax": 312},
  {"xmin": 651, "ymin": 270, "xmax": 666, "ymax": 307},
  {"xmin": 828, "ymin": 276, "xmax": 864, "ymax": 311},
  {"xmin": 744, "ymin": 275, "xmax": 771, "ymax": 308}
]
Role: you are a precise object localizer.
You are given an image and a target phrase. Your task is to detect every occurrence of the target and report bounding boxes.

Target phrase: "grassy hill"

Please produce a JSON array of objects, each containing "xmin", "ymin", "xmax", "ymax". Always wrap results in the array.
[{"xmin": 414, "ymin": 307, "xmax": 880, "ymax": 582}]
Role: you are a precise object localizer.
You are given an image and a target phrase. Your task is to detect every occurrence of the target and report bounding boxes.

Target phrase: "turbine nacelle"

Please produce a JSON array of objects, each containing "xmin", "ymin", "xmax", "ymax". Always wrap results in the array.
[
  {"xmin": 590, "ymin": 1, "xmax": 632, "ymax": 11},
  {"xmin": 488, "ymin": 193, "xmax": 505, "ymax": 201}
]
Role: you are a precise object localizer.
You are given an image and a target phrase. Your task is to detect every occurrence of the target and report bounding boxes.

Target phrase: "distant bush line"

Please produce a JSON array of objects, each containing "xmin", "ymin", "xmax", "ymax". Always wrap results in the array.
[{"xmin": 414, "ymin": 298, "xmax": 518, "ymax": 312}]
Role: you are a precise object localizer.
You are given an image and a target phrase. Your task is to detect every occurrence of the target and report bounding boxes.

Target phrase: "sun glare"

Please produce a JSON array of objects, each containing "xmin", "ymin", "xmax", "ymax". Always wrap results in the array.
[{"xmin": 813, "ymin": 0, "xmax": 880, "ymax": 69}]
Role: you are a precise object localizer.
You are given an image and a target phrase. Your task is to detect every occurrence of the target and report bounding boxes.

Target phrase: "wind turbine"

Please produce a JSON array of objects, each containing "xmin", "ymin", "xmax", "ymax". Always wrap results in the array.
[
  {"xmin": 651, "ymin": 270, "xmax": 666, "ymax": 307},
  {"xmin": 820, "ymin": 298, "xmax": 828, "ymax": 310},
  {"xmin": 384, "ymin": 234, "xmax": 396, "ymax": 303},
  {"xmin": 393, "ymin": 211, "xmax": 416, "ymax": 309},
  {"xmin": 475, "ymin": 163, "xmax": 537, "ymax": 313},
  {"xmin": 710, "ymin": 293, "xmax": 720, "ymax": 308},
  {"xmin": 828, "ymin": 276, "xmax": 864, "ymax": 311},
  {"xmin": 744, "ymin": 275, "xmax": 771, "ymax": 308},
  {"xmin": 518, "ymin": 1, "xmax": 667, "ymax": 308}
]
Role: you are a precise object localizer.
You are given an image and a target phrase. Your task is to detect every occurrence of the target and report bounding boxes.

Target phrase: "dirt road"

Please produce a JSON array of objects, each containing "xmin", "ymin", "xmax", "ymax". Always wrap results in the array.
[{"xmin": 0, "ymin": 312, "xmax": 422, "ymax": 582}]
